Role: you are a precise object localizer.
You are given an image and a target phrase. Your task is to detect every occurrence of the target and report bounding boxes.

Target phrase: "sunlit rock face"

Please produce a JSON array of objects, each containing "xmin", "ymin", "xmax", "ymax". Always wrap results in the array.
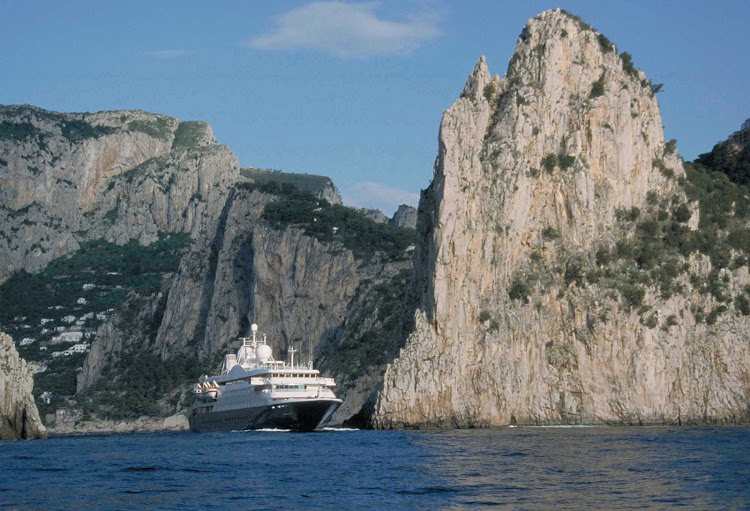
[
  {"xmin": 0, "ymin": 333, "xmax": 46, "ymax": 440},
  {"xmin": 0, "ymin": 106, "xmax": 238, "ymax": 282},
  {"xmin": 373, "ymin": 10, "xmax": 750, "ymax": 429}
]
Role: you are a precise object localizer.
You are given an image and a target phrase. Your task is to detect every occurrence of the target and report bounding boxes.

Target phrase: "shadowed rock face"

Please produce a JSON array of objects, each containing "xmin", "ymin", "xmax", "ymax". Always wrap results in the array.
[
  {"xmin": 76, "ymin": 184, "xmax": 410, "ymax": 423},
  {"xmin": 391, "ymin": 205, "xmax": 417, "ymax": 229},
  {"xmin": 0, "ymin": 333, "xmax": 46, "ymax": 440},
  {"xmin": 373, "ymin": 9, "xmax": 750, "ymax": 429}
]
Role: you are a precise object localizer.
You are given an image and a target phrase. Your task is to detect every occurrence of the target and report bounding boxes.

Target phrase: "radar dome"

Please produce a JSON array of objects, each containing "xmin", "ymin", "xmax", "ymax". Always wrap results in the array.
[
  {"xmin": 251, "ymin": 324, "xmax": 258, "ymax": 332},
  {"xmin": 256, "ymin": 344, "xmax": 272, "ymax": 362}
]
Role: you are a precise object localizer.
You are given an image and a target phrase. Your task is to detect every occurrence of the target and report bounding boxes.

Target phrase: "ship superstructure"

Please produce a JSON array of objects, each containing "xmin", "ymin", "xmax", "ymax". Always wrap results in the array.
[{"xmin": 188, "ymin": 324, "xmax": 341, "ymax": 433}]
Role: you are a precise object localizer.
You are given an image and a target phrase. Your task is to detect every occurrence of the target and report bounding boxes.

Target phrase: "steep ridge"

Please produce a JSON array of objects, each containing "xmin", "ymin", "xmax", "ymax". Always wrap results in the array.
[
  {"xmin": 0, "ymin": 333, "xmax": 46, "ymax": 440},
  {"xmin": 373, "ymin": 10, "xmax": 750, "ymax": 428},
  {"xmin": 0, "ymin": 105, "xmax": 238, "ymax": 282}
]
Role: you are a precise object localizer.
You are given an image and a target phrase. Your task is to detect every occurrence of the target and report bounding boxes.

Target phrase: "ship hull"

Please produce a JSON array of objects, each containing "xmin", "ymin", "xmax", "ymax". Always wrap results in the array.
[{"xmin": 188, "ymin": 399, "xmax": 341, "ymax": 433}]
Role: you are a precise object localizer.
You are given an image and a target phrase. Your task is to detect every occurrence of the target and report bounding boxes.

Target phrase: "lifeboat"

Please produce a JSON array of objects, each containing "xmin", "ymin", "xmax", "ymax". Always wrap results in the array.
[
  {"xmin": 204, "ymin": 381, "xmax": 220, "ymax": 400},
  {"xmin": 193, "ymin": 383, "xmax": 204, "ymax": 398},
  {"xmin": 193, "ymin": 381, "xmax": 219, "ymax": 401}
]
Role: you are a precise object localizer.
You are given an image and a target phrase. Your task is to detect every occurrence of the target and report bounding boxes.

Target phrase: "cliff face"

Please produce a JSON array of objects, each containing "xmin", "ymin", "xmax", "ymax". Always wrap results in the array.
[
  {"xmin": 0, "ymin": 106, "xmax": 238, "ymax": 282},
  {"xmin": 77, "ymin": 183, "xmax": 410, "ymax": 421},
  {"xmin": 373, "ymin": 10, "xmax": 750, "ymax": 428},
  {"xmin": 2, "ymin": 104, "xmax": 413, "ymax": 426},
  {"xmin": 0, "ymin": 333, "xmax": 46, "ymax": 440},
  {"xmin": 147, "ymin": 187, "xmax": 366, "ymax": 362}
]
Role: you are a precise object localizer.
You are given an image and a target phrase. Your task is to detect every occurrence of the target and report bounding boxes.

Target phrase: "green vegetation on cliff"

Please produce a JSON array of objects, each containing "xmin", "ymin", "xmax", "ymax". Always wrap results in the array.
[
  {"xmin": 0, "ymin": 234, "xmax": 190, "ymax": 329},
  {"xmin": 240, "ymin": 168, "xmax": 335, "ymax": 197},
  {"xmin": 0, "ymin": 106, "xmax": 115, "ymax": 143},
  {"xmin": 599, "ymin": 160, "xmax": 750, "ymax": 321},
  {"xmin": 0, "ymin": 234, "xmax": 191, "ymax": 420},
  {"xmin": 127, "ymin": 118, "xmax": 171, "ymax": 140},
  {"xmin": 319, "ymin": 268, "xmax": 412, "ymax": 388},
  {"xmin": 251, "ymin": 182, "xmax": 415, "ymax": 261},
  {"xmin": 508, "ymin": 152, "xmax": 750, "ymax": 330},
  {"xmin": 0, "ymin": 121, "xmax": 38, "ymax": 141},
  {"xmin": 171, "ymin": 121, "xmax": 207, "ymax": 149},
  {"xmin": 696, "ymin": 140, "xmax": 750, "ymax": 187},
  {"xmin": 81, "ymin": 349, "xmax": 202, "ymax": 420}
]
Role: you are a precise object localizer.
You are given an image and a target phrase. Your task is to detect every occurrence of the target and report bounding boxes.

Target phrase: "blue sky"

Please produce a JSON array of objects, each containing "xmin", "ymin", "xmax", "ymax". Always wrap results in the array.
[{"xmin": 2, "ymin": 1, "xmax": 748, "ymax": 214}]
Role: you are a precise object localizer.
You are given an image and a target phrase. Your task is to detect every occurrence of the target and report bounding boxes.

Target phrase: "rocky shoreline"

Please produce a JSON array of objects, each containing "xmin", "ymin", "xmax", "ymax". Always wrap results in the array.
[
  {"xmin": 47, "ymin": 413, "xmax": 188, "ymax": 437},
  {"xmin": 0, "ymin": 333, "xmax": 46, "ymax": 440}
]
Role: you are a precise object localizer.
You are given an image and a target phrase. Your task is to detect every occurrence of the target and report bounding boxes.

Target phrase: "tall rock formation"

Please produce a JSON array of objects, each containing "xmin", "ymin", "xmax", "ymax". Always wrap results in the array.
[
  {"xmin": 373, "ymin": 10, "xmax": 750, "ymax": 428},
  {"xmin": 0, "ymin": 333, "xmax": 46, "ymax": 440}
]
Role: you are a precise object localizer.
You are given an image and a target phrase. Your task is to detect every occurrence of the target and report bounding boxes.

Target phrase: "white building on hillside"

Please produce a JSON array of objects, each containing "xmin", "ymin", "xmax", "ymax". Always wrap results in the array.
[
  {"xmin": 51, "ymin": 331, "xmax": 84, "ymax": 344},
  {"xmin": 60, "ymin": 331, "xmax": 84, "ymax": 343}
]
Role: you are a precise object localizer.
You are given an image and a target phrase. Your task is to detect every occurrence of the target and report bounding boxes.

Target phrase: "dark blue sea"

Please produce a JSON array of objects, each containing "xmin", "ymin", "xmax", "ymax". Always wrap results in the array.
[{"xmin": 1, "ymin": 426, "xmax": 748, "ymax": 510}]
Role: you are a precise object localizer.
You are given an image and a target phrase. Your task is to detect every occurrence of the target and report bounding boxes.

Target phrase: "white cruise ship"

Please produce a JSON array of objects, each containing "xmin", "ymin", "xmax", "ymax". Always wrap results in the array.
[{"xmin": 188, "ymin": 324, "xmax": 342, "ymax": 433}]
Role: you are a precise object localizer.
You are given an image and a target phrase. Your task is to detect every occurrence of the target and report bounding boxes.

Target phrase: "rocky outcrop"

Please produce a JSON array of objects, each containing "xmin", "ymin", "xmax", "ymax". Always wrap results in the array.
[
  {"xmin": 240, "ymin": 168, "xmax": 343, "ymax": 205},
  {"xmin": 0, "ymin": 333, "xmax": 46, "ymax": 440},
  {"xmin": 0, "ymin": 106, "xmax": 239, "ymax": 282},
  {"xmin": 390, "ymin": 205, "xmax": 417, "ymax": 229},
  {"xmin": 48, "ymin": 413, "xmax": 188, "ymax": 435},
  {"xmin": 373, "ymin": 10, "xmax": 750, "ymax": 428},
  {"xmin": 359, "ymin": 208, "xmax": 388, "ymax": 224}
]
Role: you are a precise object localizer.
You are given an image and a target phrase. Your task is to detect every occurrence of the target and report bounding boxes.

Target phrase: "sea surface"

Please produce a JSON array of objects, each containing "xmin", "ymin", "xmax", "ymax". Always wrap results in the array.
[{"xmin": 1, "ymin": 426, "xmax": 748, "ymax": 510}]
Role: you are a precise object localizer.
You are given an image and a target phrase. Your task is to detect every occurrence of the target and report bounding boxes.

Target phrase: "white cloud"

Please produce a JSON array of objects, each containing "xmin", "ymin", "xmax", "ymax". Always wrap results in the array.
[
  {"xmin": 145, "ymin": 49, "xmax": 194, "ymax": 59},
  {"xmin": 248, "ymin": 2, "xmax": 440, "ymax": 58},
  {"xmin": 344, "ymin": 181, "xmax": 419, "ymax": 216}
]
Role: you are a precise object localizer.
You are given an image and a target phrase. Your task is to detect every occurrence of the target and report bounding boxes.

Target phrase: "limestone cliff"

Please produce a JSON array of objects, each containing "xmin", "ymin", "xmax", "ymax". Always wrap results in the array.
[
  {"xmin": 77, "ymin": 182, "xmax": 412, "ymax": 422},
  {"xmin": 0, "ymin": 106, "xmax": 238, "ymax": 282},
  {"xmin": 373, "ymin": 10, "xmax": 750, "ymax": 428},
  {"xmin": 147, "ymin": 187, "xmax": 369, "ymax": 362},
  {"xmin": 1, "ymin": 104, "xmax": 414, "ymax": 426},
  {"xmin": 0, "ymin": 333, "xmax": 46, "ymax": 440}
]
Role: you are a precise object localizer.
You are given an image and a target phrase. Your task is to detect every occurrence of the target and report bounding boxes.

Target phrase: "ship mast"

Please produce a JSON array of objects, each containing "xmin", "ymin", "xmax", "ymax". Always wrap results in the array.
[{"xmin": 289, "ymin": 346, "xmax": 297, "ymax": 368}]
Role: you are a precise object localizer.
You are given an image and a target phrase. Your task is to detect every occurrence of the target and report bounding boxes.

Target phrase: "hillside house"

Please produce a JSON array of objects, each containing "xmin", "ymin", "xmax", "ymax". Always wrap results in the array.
[{"xmin": 51, "ymin": 331, "xmax": 84, "ymax": 344}]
